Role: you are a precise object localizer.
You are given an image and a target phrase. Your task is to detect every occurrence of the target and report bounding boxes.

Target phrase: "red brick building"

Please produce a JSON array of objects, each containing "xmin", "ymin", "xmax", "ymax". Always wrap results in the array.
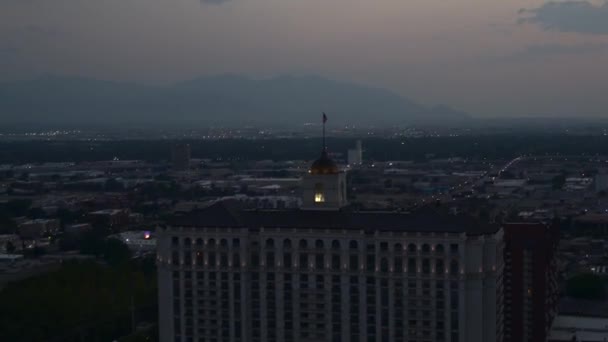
[{"xmin": 503, "ymin": 222, "xmax": 559, "ymax": 342}]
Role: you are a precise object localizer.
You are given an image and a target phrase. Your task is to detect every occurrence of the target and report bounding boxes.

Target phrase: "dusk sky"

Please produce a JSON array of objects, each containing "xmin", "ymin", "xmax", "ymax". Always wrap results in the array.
[{"xmin": 2, "ymin": 0, "xmax": 608, "ymax": 117}]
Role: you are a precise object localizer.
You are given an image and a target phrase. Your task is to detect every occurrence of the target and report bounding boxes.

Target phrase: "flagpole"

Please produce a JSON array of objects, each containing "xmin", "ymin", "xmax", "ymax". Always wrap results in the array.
[{"xmin": 323, "ymin": 115, "xmax": 326, "ymax": 152}]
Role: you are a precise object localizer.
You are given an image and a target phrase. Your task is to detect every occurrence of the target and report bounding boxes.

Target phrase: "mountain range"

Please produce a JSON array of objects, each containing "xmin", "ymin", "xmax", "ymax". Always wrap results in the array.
[{"xmin": 0, "ymin": 75, "xmax": 470, "ymax": 126}]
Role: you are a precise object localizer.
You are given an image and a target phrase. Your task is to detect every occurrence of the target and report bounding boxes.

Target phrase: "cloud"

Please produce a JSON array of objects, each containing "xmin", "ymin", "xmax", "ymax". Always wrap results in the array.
[
  {"xmin": 200, "ymin": 0, "xmax": 231, "ymax": 5},
  {"xmin": 520, "ymin": 42, "xmax": 608, "ymax": 56},
  {"xmin": 519, "ymin": 1, "xmax": 608, "ymax": 34},
  {"xmin": 489, "ymin": 42, "xmax": 608, "ymax": 63}
]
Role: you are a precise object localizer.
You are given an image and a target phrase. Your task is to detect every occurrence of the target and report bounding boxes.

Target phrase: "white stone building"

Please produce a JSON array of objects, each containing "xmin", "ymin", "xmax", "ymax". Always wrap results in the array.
[{"xmin": 157, "ymin": 149, "xmax": 504, "ymax": 342}]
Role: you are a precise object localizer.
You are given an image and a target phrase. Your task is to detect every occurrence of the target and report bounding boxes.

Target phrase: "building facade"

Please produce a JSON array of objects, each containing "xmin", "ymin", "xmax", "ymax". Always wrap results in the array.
[
  {"xmin": 503, "ymin": 223, "xmax": 559, "ymax": 342},
  {"xmin": 157, "ymin": 150, "xmax": 505, "ymax": 342}
]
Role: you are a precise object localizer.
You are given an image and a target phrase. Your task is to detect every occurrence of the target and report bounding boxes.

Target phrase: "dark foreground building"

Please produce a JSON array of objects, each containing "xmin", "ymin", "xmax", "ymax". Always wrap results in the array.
[{"xmin": 503, "ymin": 222, "xmax": 559, "ymax": 342}]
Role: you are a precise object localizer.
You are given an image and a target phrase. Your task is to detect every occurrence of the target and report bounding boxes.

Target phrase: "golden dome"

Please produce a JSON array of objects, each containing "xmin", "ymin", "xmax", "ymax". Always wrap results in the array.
[{"xmin": 309, "ymin": 150, "xmax": 339, "ymax": 175}]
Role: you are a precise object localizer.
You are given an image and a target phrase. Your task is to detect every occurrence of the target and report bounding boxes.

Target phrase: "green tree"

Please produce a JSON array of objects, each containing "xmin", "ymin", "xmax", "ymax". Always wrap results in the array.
[
  {"xmin": 5, "ymin": 241, "xmax": 16, "ymax": 254},
  {"xmin": 103, "ymin": 238, "xmax": 132, "ymax": 267},
  {"xmin": 4, "ymin": 199, "xmax": 32, "ymax": 216},
  {"xmin": 566, "ymin": 273, "xmax": 606, "ymax": 300}
]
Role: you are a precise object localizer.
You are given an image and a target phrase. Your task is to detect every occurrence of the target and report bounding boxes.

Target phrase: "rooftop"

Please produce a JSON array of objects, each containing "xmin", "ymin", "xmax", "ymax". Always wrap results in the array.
[{"xmin": 169, "ymin": 201, "xmax": 499, "ymax": 235}]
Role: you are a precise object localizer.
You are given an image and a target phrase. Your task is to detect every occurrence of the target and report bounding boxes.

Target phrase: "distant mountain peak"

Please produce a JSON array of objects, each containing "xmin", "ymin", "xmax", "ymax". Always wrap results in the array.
[{"xmin": 0, "ymin": 75, "xmax": 470, "ymax": 125}]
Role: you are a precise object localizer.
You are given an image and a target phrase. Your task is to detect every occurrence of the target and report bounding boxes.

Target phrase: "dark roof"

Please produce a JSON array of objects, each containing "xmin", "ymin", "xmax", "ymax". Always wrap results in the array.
[
  {"xmin": 169, "ymin": 202, "xmax": 499, "ymax": 235},
  {"xmin": 309, "ymin": 150, "xmax": 339, "ymax": 175},
  {"xmin": 559, "ymin": 297, "xmax": 608, "ymax": 318}
]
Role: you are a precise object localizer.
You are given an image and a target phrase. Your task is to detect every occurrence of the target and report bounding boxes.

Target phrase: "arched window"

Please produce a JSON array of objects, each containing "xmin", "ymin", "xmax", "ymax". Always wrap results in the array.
[
  {"xmin": 315, "ymin": 239, "xmax": 324, "ymax": 249},
  {"xmin": 435, "ymin": 244, "xmax": 444, "ymax": 254},
  {"xmin": 220, "ymin": 239, "xmax": 228, "ymax": 248},
  {"xmin": 184, "ymin": 252, "xmax": 192, "ymax": 266},
  {"xmin": 394, "ymin": 243, "xmax": 403, "ymax": 252},
  {"xmin": 422, "ymin": 244, "xmax": 430, "ymax": 253},
  {"xmin": 283, "ymin": 239, "xmax": 292, "ymax": 249},
  {"xmin": 184, "ymin": 238, "xmax": 192, "ymax": 247},
  {"xmin": 407, "ymin": 243, "xmax": 417, "ymax": 253},
  {"xmin": 232, "ymin": 238, "xmax": 240, "ymax": 248},
  {"xmin": 299, "ymin": 239, "xmax": 308, "ymax": 249},
  {"xmin": 349, "ymin": 240, "xmax": 358, "ymax": 250},
  {"xmin": 331, "ymin": 240, "xmax": 340, "ymax": 250},
  {"xmin": 208, "ymin": 239, "xmax": 216, "ymax": 248},
  {"xmin": 266, "ymin": 238, "xmax": 275, "ymax": 248},
  {"xmin": 196, "ymin": 238, "xmax": 203, "ymax": 246}
]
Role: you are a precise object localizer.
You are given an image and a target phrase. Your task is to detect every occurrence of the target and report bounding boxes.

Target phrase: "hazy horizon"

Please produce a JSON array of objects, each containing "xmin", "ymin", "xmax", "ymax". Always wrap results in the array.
[{"xmin": 2, "ymin": 0, "xmax": 608, "ymax": 118}]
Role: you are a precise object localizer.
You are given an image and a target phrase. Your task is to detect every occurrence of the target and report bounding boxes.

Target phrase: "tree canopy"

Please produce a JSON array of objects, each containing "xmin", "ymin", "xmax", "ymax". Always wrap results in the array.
[{"xmin": 566, "ymin": 273, "xmax": 606, "ymax": 300}]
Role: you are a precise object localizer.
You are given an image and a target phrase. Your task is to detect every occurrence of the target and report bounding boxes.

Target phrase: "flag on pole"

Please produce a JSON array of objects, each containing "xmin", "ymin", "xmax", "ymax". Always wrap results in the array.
[{"xmin": 323, "ymin": 112, "xmax": 327, "ymax": 123}]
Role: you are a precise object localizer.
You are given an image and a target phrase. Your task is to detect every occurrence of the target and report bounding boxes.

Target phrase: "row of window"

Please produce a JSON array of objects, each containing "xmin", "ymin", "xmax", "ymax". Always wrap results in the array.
[
  {"xmin": 172, "ymin": 251, "xmax": 462, "ymax": 274},
  {"xmin": 172, "ymin": 236, "xmax": 460, "ymax": 254}
]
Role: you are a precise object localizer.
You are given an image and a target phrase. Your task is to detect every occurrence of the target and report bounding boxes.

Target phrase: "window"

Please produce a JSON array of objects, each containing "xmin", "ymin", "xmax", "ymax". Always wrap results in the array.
[
  {"xmin": 350, "ymin": 255, "xmax": 359, "ymax": 271},
  {"xmin": 315, "ymin": 254, "xmax": 324, "ymax": 268},
  {"xmin": 408, "ymin": 258, "xmax": 416, "ymax": 272},
  {"xmin": 332, "ymin": 254, "xmax": 341, "ymax": 270},
  {"xmin": 314, "ymin": 183, "xmax": 325, "ymax": 203},
  {"xmin": 332, "ymin": 240, "xmax": 340, "ymax": 250},
  {"xmin": 436, "ymin": 259, "xmax": 445, "ymax": 274},
  {"xmin": 407, "ymin": 243, "xmax": 417, "ymax": 253},
  {"xmin": 450, "ymin": 260, "xmax": 459, "ymax": 274},
  {"xmin": 380, "ymin": 258, "xmax": 389, "ymax": 272},
  {"xmin": 450, "ymin": 243, "xmax": 459, "ymax": 254},
  {"xmin": 421, "ymin": 244, "xmax": 430, "ymax": 253},
  {"xmin": 299, "ymin": 254, "xmax": 308, "ymax": 268},
  {"xmin": 422, "ymin": 259, "xmax": 430, "ymax": 274},
  {"xmin": 435, "ymin": 244, "xmax": 444, "ymax": 254}
]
